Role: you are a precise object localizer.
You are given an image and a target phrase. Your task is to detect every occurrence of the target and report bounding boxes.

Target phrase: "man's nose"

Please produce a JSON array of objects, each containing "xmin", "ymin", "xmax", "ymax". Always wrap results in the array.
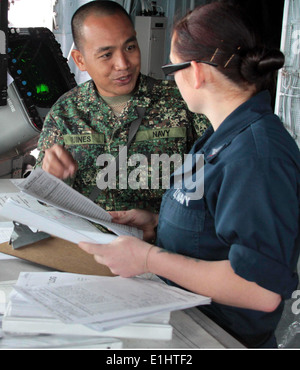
[{"xmin": 114, "ymin": 51, "xmax": 130, "ymax": 70}]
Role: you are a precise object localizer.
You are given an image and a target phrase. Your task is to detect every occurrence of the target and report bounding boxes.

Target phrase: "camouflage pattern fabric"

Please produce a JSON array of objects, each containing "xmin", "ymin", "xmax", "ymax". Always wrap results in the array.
[{"xmin": 36, "ymin": 74, "xmax": 210, "ymax": 212}]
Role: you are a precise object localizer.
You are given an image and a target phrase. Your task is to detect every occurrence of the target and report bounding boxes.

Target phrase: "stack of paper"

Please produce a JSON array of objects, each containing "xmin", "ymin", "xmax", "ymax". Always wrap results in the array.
[
  {"xmin": 0, "ymin": 280, "xmax": 16, "ymax": 314},
  {"xmin": 0, "ymin": 168, "xmax": 143, "ymax": 245},
  {"xmin": 2, "ymin": 272, "xmax": 210, "ymax": 340},
  {"xmin": 0, "ymin": 222, "xmax": 14, "ymax": 244},
  {"xmin": 0, "ymin": 279, "xmax": 122, "ymax": 349},
  {"xmin": 0, "ymin": 330, "xmax": 123, "ymax": 349},
  {"xmin": 0, "ymin": 193, "xmax": 117, "ymax": 245}
]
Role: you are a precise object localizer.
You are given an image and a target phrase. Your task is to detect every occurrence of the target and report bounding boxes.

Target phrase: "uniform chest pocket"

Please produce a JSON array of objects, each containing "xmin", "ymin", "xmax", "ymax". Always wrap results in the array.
[
  {"xmin": 157, "ymin": 190, "xmax": 206, "ymax": 257},
  {"xmin": 161, "ymin": 191, "xmax": 205, "ymax": 231},
  {"xmin": 63, "ymin": 139, "xmax": 106, "ymax": 164}
]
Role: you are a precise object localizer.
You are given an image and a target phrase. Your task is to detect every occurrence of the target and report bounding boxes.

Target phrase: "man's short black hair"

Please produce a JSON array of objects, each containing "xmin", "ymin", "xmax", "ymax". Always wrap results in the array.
[{"xmin": 71, "ymin": 0, "xmax": 133, "ymax": 50}]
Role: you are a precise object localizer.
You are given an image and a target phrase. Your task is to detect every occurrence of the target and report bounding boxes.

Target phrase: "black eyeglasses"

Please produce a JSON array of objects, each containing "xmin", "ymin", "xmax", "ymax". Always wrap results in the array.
[{"xmin": 162, "ymin": 60, "xmax": 218, "ymax": 76}]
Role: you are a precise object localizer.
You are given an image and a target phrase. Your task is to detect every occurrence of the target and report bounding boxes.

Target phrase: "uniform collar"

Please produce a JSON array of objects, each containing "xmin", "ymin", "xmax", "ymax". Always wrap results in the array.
[
  {"xmin": 82, "ymin": 75, "xmax": 152, "ymax": 105},
  {"xmin": 81, "ymin": 75, "xmax": 152, "ymax": 122},
  {"xmin": 130, "ymin": 74, "xmax": 153, "ymax": 108},
  {"xmin": 197, "ymin": 91, "xmax": 273, "ymax": 162}
]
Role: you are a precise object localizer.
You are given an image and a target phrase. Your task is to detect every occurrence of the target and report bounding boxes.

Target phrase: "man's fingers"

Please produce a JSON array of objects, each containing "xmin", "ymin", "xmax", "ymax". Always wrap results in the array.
[
  {"xmin": 54, "ymin": 145, "xmax": 77, "ymax": 171},
  {"xmin": 42, "ymin": 144, "xmax": 77, "ymax": 179}
]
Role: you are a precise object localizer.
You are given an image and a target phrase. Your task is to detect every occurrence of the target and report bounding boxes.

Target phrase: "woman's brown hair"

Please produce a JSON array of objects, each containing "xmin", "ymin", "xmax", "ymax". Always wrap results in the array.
[{"xmin": 172, "ymin": 2, "xmax": 284, "ymax": 94}]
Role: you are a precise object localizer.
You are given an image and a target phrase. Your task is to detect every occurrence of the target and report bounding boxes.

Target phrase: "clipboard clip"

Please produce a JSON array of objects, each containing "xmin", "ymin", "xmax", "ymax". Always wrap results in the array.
[{"xmin": 9, "ymin": 221, "xmax": 50, "ymax": 249}]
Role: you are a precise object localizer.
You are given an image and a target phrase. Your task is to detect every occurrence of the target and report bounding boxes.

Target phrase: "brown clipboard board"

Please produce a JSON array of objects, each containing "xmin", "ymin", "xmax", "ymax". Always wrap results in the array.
[{"xmin": 0, "ymin": 236, "xmax": 114, "ymax": 276}]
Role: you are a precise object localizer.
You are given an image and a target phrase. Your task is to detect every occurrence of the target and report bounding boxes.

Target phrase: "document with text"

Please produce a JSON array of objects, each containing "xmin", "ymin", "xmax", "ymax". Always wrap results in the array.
[
  {"xmin": 12, "ymin": 271, "xmax": 211, "ymax": 331},
  {"xmin": 17, "ymin": 168, "xmax": 142, "ymax": 238},
  {"xmin": 0, "ymin": 193, "xmax": 117, "ymax": 245},
  {"xmin": 0, "ymin": 169, "xmax": 143, "ymax": 244}
]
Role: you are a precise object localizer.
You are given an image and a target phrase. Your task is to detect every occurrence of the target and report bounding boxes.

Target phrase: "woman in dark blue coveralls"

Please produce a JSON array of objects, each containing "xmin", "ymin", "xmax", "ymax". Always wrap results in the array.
[{"xmin": 79, "ymin": 3, "xmax": 300, "ymax": 348}]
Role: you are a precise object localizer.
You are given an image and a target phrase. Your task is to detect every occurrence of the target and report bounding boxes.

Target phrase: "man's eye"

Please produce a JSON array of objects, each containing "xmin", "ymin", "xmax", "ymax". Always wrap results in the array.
[
  {"xmin": 127, "ymin": 44, "xmax": 136, "ymax": 52},
  {"xmin": 100, "ymin": 52, "xmax": 112, "ymax": 59}
]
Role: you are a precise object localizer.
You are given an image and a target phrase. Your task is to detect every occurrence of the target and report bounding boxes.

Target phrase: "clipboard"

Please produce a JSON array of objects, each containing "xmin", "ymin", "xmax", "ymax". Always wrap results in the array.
[{"xmin": 0, "ymin": 236, "xmax": 114, "ymax": 276}]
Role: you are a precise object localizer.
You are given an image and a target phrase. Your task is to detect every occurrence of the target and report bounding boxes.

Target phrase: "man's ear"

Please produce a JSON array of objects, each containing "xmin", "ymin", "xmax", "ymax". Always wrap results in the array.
[
  {"xmin": 71, "ymin": 49, "xmax": 87, "ymax": 72},
  {"xmin": 190, "ymin": 61, "xmax": 205, "ymax": 89}
]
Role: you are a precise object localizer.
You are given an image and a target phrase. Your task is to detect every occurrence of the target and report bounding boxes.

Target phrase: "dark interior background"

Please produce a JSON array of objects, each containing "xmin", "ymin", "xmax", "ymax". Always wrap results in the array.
[{"xmin": 220, "ymin": 0, "xmax": 285, "ymax": 49}]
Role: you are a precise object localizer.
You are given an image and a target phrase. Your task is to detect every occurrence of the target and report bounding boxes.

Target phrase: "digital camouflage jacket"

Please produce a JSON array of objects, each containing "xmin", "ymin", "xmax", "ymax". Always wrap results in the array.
[{"xmin": 36, "ymin": 74, "xmax": 210, "ymax": 212}]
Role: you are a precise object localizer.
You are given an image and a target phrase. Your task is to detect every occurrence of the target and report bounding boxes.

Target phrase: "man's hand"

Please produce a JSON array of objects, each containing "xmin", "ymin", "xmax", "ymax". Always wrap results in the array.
[{"xmin": 42, "ymin": 144, "xmax": 78, "ymax": 179}]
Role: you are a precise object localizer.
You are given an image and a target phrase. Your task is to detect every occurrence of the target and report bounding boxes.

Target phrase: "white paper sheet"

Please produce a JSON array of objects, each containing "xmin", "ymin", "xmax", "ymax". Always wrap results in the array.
[
  {"xmin": 0, "ymin": 195, "xmax": 117, "ymax": 244},
  {"xmin": 17, "ymin": 168, "xmax": 142, "ymax": 239},
  {"xmin": 0, "ymin": 222, "xmax": 14, "ymax": 244},
  {"xmin": 6, "ymin": 272, "xmax": 104, "ymax": 318},
  {"xmin": 0, "ymin": 253, "xmax": 16, "ymax": 260},
  {"xmin": 13, "ymin": 272, "xmax": 211, "ymax": 330}
]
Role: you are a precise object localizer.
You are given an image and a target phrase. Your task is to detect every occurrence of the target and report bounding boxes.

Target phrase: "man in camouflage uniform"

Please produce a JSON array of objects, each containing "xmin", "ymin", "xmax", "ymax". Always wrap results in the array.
[{"xmin": 36, "ymin": 1, "xmax": 209, "ymax": 212}]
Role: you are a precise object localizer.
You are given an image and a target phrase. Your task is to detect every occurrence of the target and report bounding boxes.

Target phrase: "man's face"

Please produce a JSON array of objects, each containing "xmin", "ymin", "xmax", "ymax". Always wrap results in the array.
[{"xmin": 72, "ymin": 13, "xmax": 141, "ymax": 97}]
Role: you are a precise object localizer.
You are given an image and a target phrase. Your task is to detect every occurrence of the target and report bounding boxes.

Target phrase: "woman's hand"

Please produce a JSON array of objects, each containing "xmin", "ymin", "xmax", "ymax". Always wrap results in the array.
[
  {"xmin": 78, "ymin": 236, "xmax": 156, "ymax": 277},
  {"xmin": 109, "ymin": 209, "xmax": 159, "ymax": 242}
]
